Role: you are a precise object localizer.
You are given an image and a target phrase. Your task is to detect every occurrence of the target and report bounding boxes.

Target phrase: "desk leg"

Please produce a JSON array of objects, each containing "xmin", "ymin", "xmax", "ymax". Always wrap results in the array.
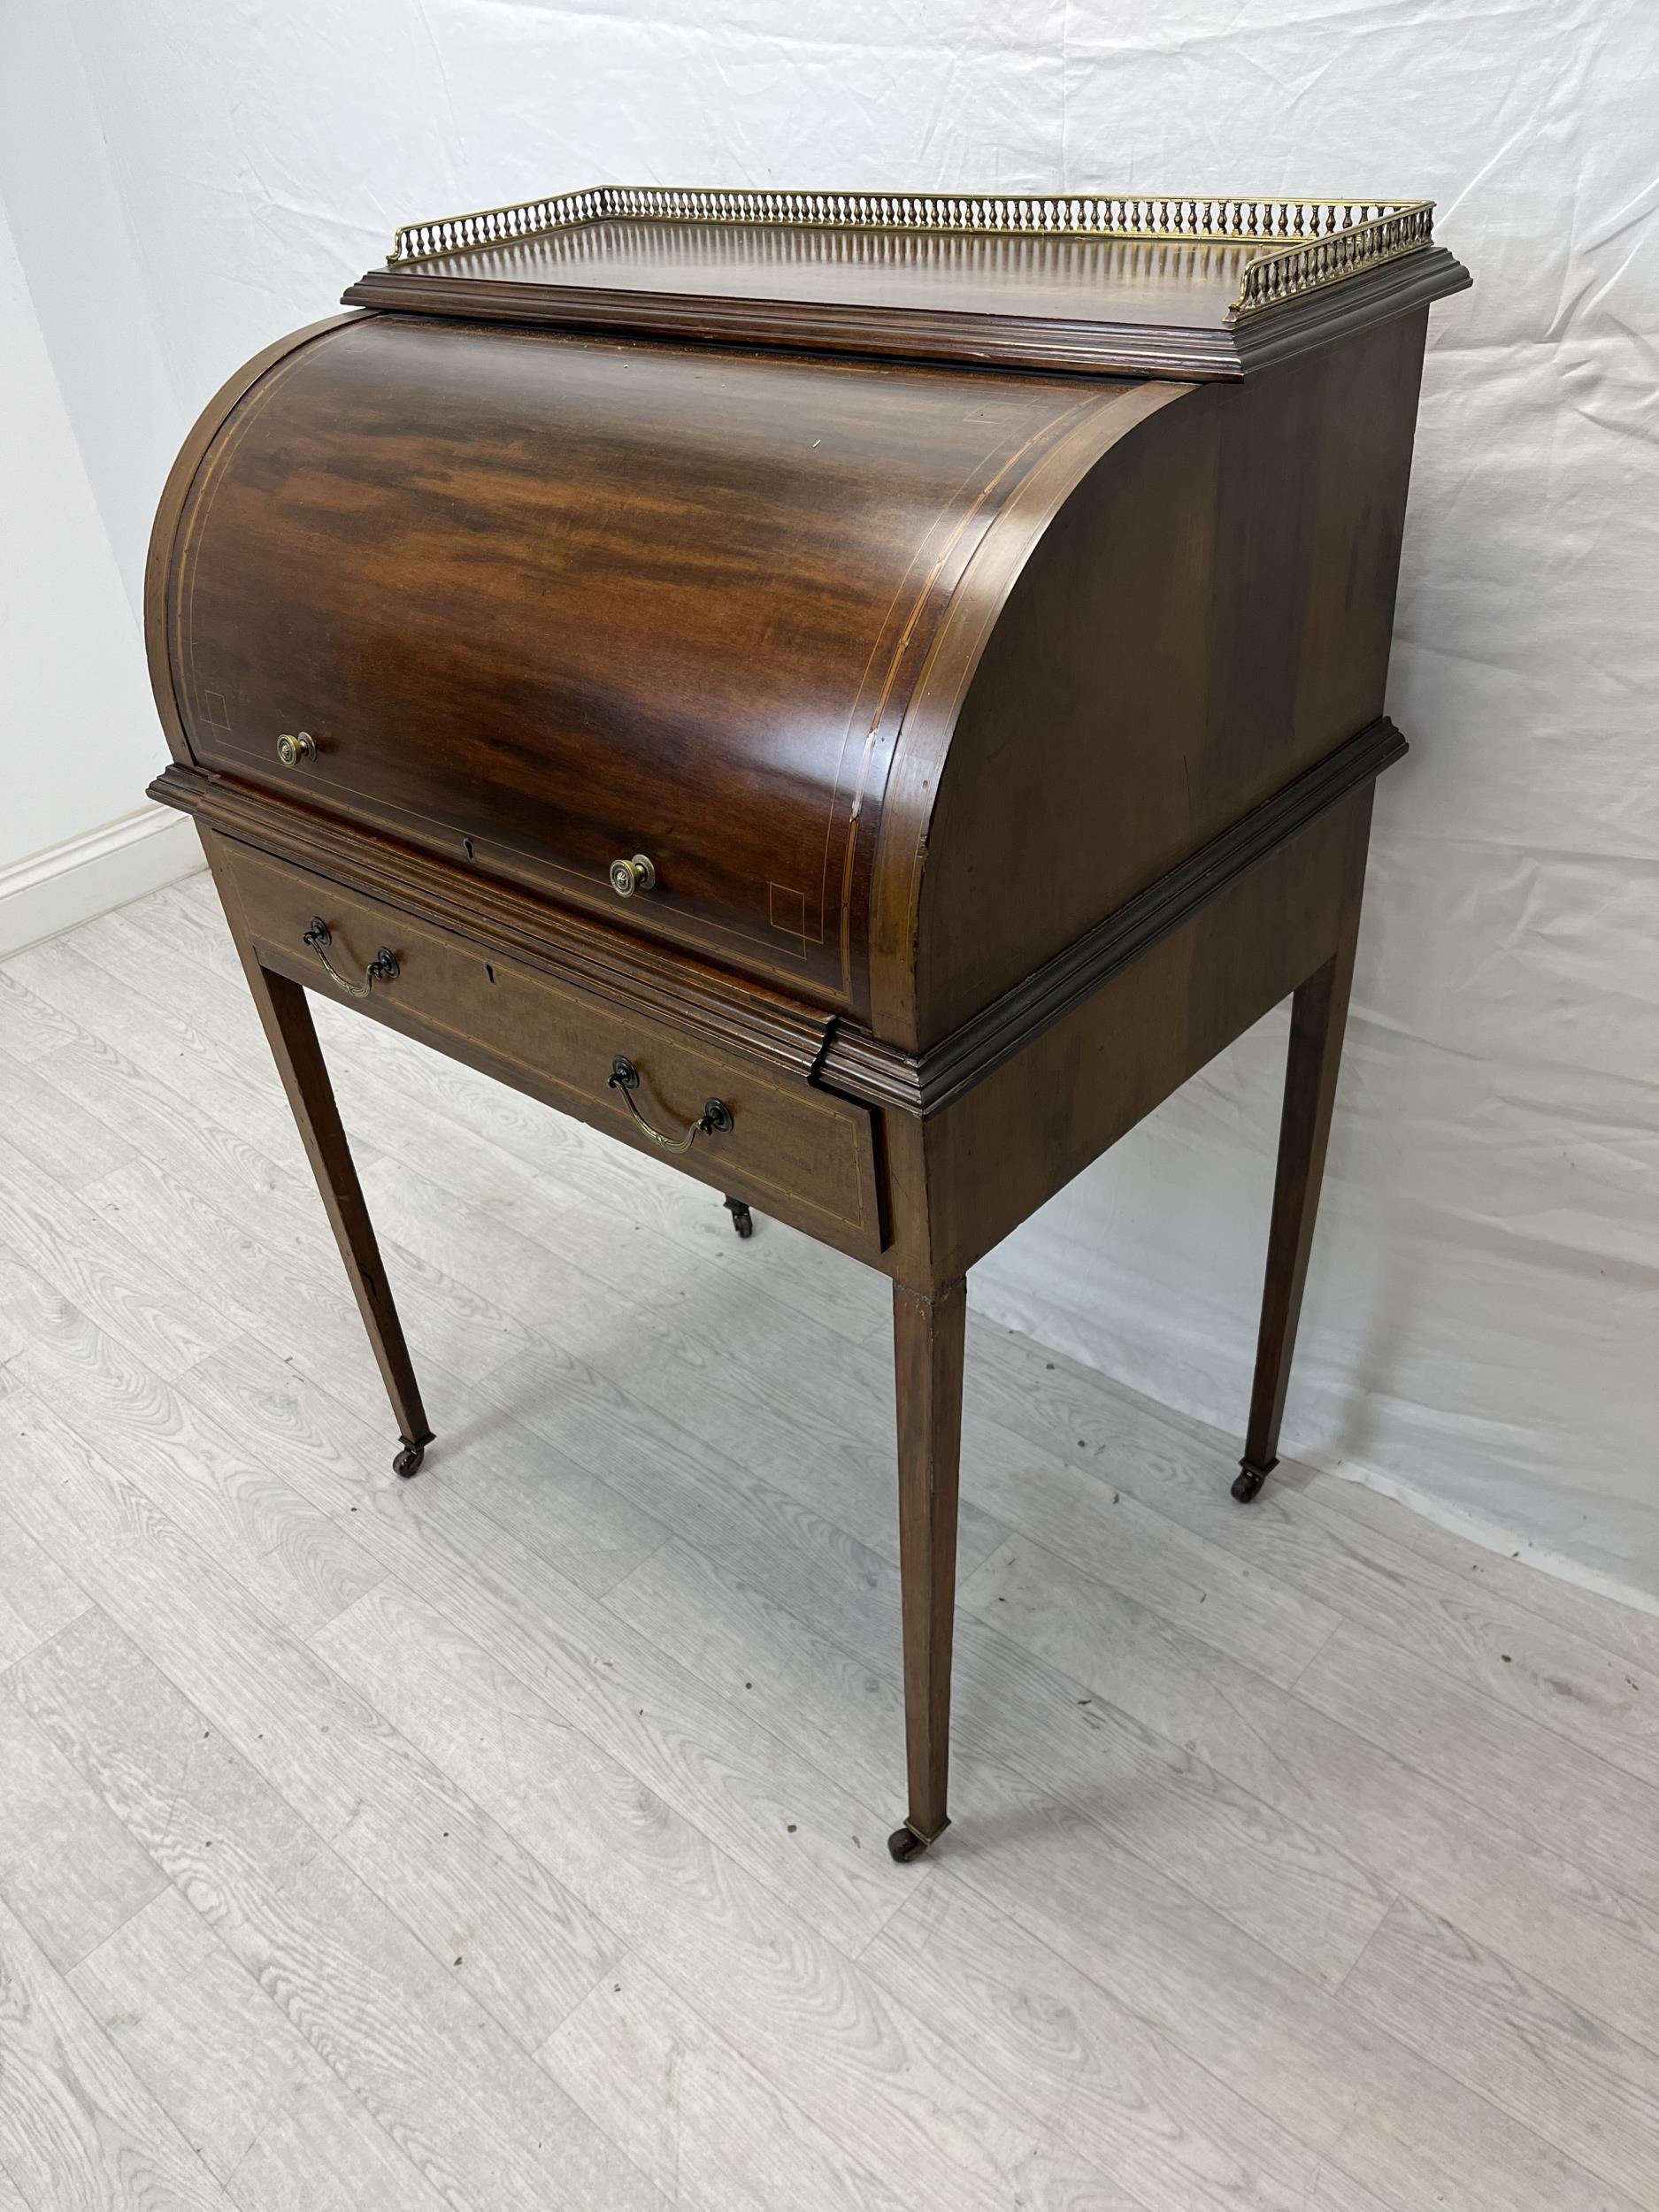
[
  {"xmin": 889, "ymin": 1276, "xmax": 966, "ymax": 1862},
  {"xmin": 1235, "ymin": 887, "xmax": 1363, "ymax": 1502},
  {"xmin": 238, "ymin": 952, "xmax": 434, "ymax": 1478}
]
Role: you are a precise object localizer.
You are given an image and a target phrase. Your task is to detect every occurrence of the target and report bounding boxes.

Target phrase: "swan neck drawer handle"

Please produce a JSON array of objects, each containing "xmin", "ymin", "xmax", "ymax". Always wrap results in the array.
[
  {"xmin": 608, "ymin": 1056, "xmax": 733, "ymax": 1153},
  {"xmin": 303, "ymin": 918, "xmax": 399, "ymax": 998}
]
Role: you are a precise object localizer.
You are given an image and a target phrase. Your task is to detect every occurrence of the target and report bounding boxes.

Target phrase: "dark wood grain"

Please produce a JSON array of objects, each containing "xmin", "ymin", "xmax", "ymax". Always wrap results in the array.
[
  {"xmin": 218, "ymin": 834, "xmax": 885, "ymax": 1263},
  {"xmin": 144, "ymin": 312, "xmax": 365, "ymax": 772},
  {"xmin": 145, "ymin": 200, "xmax": 1464, "ymax": 1855},
  {"xmin": 204, "ymin": 829, "xmax": 433, "ymax": 1457},
  {"xmin": 1239, "ymin": 809, "xmax": 1370, "ymax": 1494},
  {"xmin": 164, "ymin": 314, "xmax": 1137, "ymax": 1013},
  {"xmin": 345, "ymin": 227, "xmax": 1469, "ymax": 383},
  {"xmin": 152, "ymin": 307, "xmax": 1430, "ymax": 1053},
  {"xmin": 880, "ymin": 314, "xmax": 1429, "ymax": 1049},
  {"xmin": 150, "ymin": 762, "xmax": 840, "ymax": 1085},
  {"xmin": 821, "ymin": 718, "xmax": 1404, "ymax": 1116},
  {"xmin": 877, "ymin": 788, "xmax": 1374, "ymax": 1289},
  {"xmin": 891, "ymin": 1277, "xmax": 967, "ymax": 1855}
]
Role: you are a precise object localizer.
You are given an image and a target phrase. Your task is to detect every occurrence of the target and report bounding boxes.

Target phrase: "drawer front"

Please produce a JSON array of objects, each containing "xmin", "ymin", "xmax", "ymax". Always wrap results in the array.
[{"xmin": 217, "ymin": 838, "xmax": 884, "ymax": 1260}]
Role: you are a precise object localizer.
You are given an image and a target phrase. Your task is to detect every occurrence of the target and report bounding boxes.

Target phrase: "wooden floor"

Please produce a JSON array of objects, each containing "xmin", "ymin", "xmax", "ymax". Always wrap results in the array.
[{"xmin": 4, "ymin": 875, "xmax": 1659, "ymax": 2212}]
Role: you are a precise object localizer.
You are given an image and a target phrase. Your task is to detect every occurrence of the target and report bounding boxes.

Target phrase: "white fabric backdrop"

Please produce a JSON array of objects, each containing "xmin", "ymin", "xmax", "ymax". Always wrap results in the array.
[{"xmin": 5, "ymin": 1, "xmax": 1655, "ymax": 1595}]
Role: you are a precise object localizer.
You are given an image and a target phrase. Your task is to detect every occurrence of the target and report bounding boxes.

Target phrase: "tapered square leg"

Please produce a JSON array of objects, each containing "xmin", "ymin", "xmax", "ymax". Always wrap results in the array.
[
  {"xmin": 1236, "ymin": 878, "xmax": 1364, "ymax": 1502},
  {"xmin": 888, "ymin": 1275, "xmax": 967, "ymax": 1860},
  {"xmin": 211, "ymin": 871, "xmax": 434, "ymax": 1474},
  {"xmin": 251, "ymin": 961, "xmax": 434, "ymax": 1471}
]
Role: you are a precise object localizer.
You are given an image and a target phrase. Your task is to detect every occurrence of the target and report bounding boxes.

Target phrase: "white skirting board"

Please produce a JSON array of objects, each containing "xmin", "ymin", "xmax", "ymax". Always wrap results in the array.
[
  {"xmin": 1312, "ymin": 1448, "xmax": 1659, "ymax": 1624},
  {"xmin": 0, "ymin": 805, "xmax": 204, "ymax": 958}
]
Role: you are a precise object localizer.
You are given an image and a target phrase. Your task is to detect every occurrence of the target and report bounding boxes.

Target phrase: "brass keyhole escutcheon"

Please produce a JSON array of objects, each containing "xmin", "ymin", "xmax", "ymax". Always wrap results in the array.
[
  {"xmin": 609, "ymin": 853, "xmax": 657, "ymax": 899},
  {"xmin": 277, "ymin": 731, "xmax": 317, "ymax": 768}
]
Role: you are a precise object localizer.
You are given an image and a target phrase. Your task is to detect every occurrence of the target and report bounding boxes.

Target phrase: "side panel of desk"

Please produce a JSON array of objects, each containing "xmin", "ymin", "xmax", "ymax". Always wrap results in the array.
[{"xmin": 880, "ymin": 783, "xmax": 1374, "ymax": 1282}]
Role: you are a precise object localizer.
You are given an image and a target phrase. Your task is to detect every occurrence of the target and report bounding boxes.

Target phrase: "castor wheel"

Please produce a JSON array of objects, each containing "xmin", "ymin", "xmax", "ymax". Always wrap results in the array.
[
  {"xmin": 393, "ymin": 1438, "xmax": 429, "ymax": 1479},
  {"xmin": 886, "ymin": 1819, "xmax": 946, "ymax": 1863},
  {"xmin": 1232, "ymin": 1457, "xmax": 1273, "ymax": 1503},
  {"xmin": 723, "ymin": 1196, "xmax": 754, "ymax": 1239}
]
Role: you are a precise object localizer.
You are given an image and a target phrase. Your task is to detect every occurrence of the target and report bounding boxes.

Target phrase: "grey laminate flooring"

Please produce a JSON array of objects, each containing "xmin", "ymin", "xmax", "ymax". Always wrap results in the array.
[{"xmin": 4, "ymin": 872, "xmax": 1658, "ymax": 2212}]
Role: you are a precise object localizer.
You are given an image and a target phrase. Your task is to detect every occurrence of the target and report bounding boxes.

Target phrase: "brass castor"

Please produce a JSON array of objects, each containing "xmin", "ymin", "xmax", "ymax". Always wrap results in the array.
[
  {"xmin": 1232, "ymin": 1457, "xmax": 1273, "ymax": 1503},
  {"xmin": 887, "ymin": 1820, "xmax": 946, "ymax": 1863},
  {"xmin": 723, "ymin": 1196, "xmax": 755, "ymax": 1239},
  {"xmin": 393, "ymin": 1438, "xmax": 428, "ymax": 1479}
]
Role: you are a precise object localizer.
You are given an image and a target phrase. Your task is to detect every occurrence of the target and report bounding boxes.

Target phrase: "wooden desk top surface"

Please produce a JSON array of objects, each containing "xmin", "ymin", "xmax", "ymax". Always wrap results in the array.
[
  {"xmin": 386, "ymin": 220, "xmax": 1256, "ymax": 326},
  {"xmin": 345, "ymin": 185, "xmax": 1470, "ymax": 380}
]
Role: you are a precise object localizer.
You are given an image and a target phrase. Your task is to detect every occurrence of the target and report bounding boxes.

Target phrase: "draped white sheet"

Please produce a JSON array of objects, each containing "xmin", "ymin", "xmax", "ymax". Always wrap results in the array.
[{"xmin": 4, "ymin": 0, "xmax": 1655, "ymax": 1595}]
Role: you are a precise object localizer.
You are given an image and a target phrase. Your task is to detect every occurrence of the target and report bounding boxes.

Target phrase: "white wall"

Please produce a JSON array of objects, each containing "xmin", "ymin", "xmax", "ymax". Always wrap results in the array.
[
  {"xmin": 0, "ymin": 191, "xmax": 198, "ymax": 948},
  {"xmin": 0, "ymin": 3, "xmax": 182, "ymax": 618},
  {"xmin": 7, "ymin": 0, "xmax": 1656, "ymax": 1596},
  {"xmin": 0, "ymin": 4, "xmax": 201, "ymax": 945}
]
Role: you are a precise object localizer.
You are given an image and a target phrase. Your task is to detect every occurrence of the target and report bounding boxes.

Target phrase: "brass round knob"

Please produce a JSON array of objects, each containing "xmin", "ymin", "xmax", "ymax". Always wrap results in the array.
[
  {"xmin": 276, "ymin": 731, "xmax": 317, "ymax": 768},
  {"xmin": 609, "ymin": 853, "xmax": 657, "ymax": 899}
]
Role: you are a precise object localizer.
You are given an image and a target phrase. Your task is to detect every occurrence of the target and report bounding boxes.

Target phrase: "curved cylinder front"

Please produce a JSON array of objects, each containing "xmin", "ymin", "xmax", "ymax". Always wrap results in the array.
[{"xmin": 154, "ymin": 312, "xmax": 1118, "ymax": 1012}]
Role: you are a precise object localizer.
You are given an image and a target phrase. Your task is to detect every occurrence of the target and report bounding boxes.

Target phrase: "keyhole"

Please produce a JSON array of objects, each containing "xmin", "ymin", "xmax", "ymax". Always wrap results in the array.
[
  {"xmin": 485, "ymin": 963, "xmax": 495, "ymax": 985},
  {"xmin": 464, "ymin": 837, "xmax": 475, "ymax": 860}
]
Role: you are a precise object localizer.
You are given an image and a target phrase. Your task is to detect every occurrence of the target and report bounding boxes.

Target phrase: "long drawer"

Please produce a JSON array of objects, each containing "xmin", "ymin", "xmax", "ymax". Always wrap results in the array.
[{"xmin": 213, "ymin": 836, "xmax": 885, "ymax": 1260}]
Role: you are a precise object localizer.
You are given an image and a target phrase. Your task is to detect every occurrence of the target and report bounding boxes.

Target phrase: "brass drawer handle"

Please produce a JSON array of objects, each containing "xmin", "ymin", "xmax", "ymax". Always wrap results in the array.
[
  {"xmin": 608, "ymin": 1056, "xmax": 732, "ymax": 1153},
  {"xmin": 303, "ymin": 917, "xmax": 399, "ymax": 998},
  {"xmin": 277, "ymin": 731, "xmax": 317, "ymax": 768},
  {"xmin": 609, "ymin": 853, "xmax": 657, "ymax": 899}
]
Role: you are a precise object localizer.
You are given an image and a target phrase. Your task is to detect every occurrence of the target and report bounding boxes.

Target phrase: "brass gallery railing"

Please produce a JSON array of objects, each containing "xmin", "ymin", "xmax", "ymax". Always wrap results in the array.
[{"xmin": 383, "ymin": 185, "xmax": 1437, "ymax": 320}]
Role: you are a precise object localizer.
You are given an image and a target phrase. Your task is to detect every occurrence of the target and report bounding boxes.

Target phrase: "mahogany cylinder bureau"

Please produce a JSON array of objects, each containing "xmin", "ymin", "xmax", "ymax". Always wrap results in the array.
[{"xmin": 147, "ymin": 187, "xmax": 1470, "ymax": 1861}]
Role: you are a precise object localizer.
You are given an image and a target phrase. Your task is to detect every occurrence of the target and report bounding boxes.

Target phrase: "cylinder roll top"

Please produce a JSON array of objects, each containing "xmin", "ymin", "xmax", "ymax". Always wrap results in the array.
[{"xmin": 157, "ymin": 313, "xmax": 1125, "ymax": 1014}]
